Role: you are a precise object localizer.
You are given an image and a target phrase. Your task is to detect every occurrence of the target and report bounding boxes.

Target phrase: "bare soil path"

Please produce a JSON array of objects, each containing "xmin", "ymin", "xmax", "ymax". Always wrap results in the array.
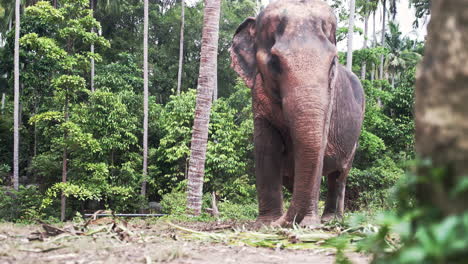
[{"xmin": 0, "ymin": 220, "xmax": 370, "ymax": 264}]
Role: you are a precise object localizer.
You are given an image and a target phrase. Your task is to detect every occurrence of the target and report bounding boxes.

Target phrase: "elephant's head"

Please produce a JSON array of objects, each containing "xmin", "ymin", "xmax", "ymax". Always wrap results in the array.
[{"xmin": 230, "ymin": 0, "xmax": 338, "ymax": 98}]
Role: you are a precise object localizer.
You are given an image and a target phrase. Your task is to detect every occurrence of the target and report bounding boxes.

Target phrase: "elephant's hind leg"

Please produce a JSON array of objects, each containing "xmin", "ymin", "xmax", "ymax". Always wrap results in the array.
[
  {"xmin": 322, "ymin": 159, "xmax": 354, "ymax": 222},
  {"xmin": 254, "ymin": 118, "xmax": 284, "ymax": 225}
]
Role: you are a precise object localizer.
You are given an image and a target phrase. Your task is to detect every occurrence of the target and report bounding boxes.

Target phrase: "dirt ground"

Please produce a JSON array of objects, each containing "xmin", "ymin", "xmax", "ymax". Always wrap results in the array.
[{"xmin": 0, "ymin": 220, "xmax": 370, "ymax": 264}]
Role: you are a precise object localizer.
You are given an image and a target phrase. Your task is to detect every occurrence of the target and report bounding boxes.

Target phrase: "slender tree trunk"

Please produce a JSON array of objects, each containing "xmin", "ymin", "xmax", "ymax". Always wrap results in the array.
[
  {"xmin": 1, "ymin": 93, "xmax": 5, "ymax": 116},
  {"xmin": 380, "ymin": 0, "xmax": 386, "ymax": 80},
  {"xmin": 186, "ymin": 0, "xmax": 221, "ymax": 215},
  {"xmin": 213, "ymin": 60, "xmax": 218, "ymax": 101},
  {"xmin": 361, "ymin": 11, "xmax": 369, "ymax": 80},
  {"xmin": 13, "ymin": 0, "xmax": 20, "ymax": 191},
  {"xmin": 416, "ymin": 0, "xmax": 468, "ymax": 215},
  {"xmin": 90, "ymin": 0, "xmax": 95, "ymax": 92},
  {"xmin": 373, "ymin": 10, "xmax": 376, "ymax": 46},
  {"xmin": 346, "ymin": 0, "xmax": 356, "ymax": 71},
  {"xmin": 60, "ymin": 149, "xmax": 67, "ymax": 221},
  {"xmin": 371, "ymin": 63, "xmax": 375, "ymax": 81},
  {"xmin": 141, "ymin": 0, "xmax": 149, "ymax": 198},
  {"xmin": 176, "ymin": 0, "xmax": 185, "ymax": 96},
  {"xmin": 53, "ymin": 0, "xmax": 57, "ymax": 8},
  {"xmin": 60, "ymin": 98, "xmax": 69, "ymax": 222}
]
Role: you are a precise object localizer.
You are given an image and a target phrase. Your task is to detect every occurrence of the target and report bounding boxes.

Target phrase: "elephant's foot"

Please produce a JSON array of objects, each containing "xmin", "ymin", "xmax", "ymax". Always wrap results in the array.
[
  {"xmin": 254, "ymin": 215, "xmax": 282, "ymax": 228},
  {"xmin": 299, "ymin": 214, "xmax": 321, "ymax": 229},
  {"xmin": 271, "ymin": 214, "xmax": 291, "ymax": 228},
  {"xmin": 321, "ymin": 212, "xmax": 342, "ymax": 223}
]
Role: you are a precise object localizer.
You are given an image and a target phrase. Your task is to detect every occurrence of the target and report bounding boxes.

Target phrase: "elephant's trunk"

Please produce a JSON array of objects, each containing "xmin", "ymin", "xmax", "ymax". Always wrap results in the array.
[{"xmin": 278, "ymin": 57, "xmax": 338, "ymax": 225}]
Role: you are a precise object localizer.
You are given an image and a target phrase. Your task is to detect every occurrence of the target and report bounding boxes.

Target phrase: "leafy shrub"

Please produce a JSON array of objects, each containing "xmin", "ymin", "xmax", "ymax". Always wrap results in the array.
[
  {"xmin": 347, "ymin": 157, "xmax": 404, "ymax": 210},
  {"xmin": 160, "ymin": 191, "xmax": 187, "ymax": 216},
  {"xmin": 0, "ymin": 185, "xmax": 45, "ymax": 222},
  {"xmin": 0, "ymin": 164, "xmax": 10, "ymax": 185},
  {"xmin": 353, "ymin": 161, "xmax": 468, "ymax": 263},
  {"xmin": 218, "ymin": 200, "xmax": 257, "ymax": 220}
]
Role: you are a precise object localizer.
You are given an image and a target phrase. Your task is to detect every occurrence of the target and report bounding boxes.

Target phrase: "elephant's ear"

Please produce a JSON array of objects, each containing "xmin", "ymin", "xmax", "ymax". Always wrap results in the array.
[{"xmin": 230, "ymin": 17, "xmax": 257, "ymax": 89}]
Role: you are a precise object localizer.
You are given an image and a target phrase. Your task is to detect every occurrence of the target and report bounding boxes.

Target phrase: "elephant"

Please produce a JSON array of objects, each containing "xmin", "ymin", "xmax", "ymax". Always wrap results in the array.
[{"xmin": 230, "ymin": 0, "xmax": 365, "ymax": 227}]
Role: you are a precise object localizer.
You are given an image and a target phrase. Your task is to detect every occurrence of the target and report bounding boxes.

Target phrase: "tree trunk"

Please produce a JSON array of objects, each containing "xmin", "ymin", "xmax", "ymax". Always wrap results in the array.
[
  {"xmin": 415, "ymin": 0, "xmax": 468, "ymax": 215},
  {"xmin": 373, "ymin": 10, "xmax": 376, "ymax": 46},
  {"xmin": 213, "ymin": 60, "xmax": 218, "ymax": 101},
  {"xmin": 176, "ymin": 0, "xmax": 185, "ymax": 96},
  {"xmin": 371, "ymin": 63, "xmax": 375, "ymax": 81},
  {"xmin": 141, "ymin": 0, "xmax": 149, "ymax": 198},
  {"xmin": 90, "ymin": 0, "xmax": 95, "ymax": 92},
  {"xmin": 53, "ymin": 0, "xmax": 57, "ymax": 8},
  {"xmin": 61, "ymin": 99, "xmax": 69, "ymax": 222},
  {"xmin": 380, "ymin": 0, "xmax": 386, "ymax": 80},
  {"xmin": 60, "ymin": 148, "xmax": 67, "ymax": 221},
  {"xmin": 186, "ymin": 0, "xmax": 221, "ymax": 215},
  {"xmin": 361, "ymin": 11, "xmax": 369, "ymax": 80},
  {"xmin": 346, "ymin": 0, "xmax": 356, "ymax": 71},
  {"xmin": 13, "ymin": 0, "xmax": 20, "ymax": 191},
  {"xmin": 1, "ymin": 93, "xmax": 5, "ymax": 116}
]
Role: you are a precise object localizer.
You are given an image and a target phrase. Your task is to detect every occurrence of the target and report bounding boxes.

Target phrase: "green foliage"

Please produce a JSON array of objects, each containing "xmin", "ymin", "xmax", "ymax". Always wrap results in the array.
[
  {"xmin": 348, "ymin": 161, "xmax": 468, "ymax": 264},
  {"xmin": 217, "ymin": 201, "xmax": 257, "ymax": 220},
  {"xmin": 347, "ymin": 157, "xmax": 403, "ymax": 210},
  {"xmin": 153, "ymin": 79, "xmax": 254, "ymax": 202},
  {"xmin": 0, "ymin": 185, "xmax": 46, "ymax": 222},
  {"xmin": 160, "ymin": 190, "xmax": 188, "ymax": 216}
]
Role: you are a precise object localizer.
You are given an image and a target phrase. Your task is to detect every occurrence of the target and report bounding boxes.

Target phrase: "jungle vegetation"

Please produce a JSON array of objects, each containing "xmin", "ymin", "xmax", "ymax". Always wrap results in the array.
[{"xmin": 2, "ymin": 0, "xmax": 468, "ymax": 262}]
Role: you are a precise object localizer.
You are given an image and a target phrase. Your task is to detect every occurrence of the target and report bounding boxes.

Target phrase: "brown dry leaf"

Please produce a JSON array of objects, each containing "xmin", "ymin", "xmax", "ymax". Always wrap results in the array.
[
  {"xmin": 85, "ymin": 217, "xmax": 115, "ymax": 227},
  {"xmin": 42, "ymin": 224, "xmax": 66, "ymax": 237}
]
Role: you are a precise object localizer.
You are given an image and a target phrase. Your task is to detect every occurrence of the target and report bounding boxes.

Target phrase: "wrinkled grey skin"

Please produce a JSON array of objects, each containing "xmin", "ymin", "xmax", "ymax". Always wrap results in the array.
[{"xmin": 230, "ymin": 0, "xmax": 365, "ymax": 227}]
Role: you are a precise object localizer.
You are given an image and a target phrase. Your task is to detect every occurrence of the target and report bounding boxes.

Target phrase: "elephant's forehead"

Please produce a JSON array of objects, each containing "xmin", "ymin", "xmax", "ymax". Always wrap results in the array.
[{"xmin": 260, "ymin": 0, "xmax": 336, "ymax": 25}]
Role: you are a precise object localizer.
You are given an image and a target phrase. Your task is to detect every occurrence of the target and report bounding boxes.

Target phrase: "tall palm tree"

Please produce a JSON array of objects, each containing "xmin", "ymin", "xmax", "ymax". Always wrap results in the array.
[
  {"xmin": 379, "ymin": 0, "xmax": 386, "ymax": 80},
  {"xmin": 186, "ymin": 0, "xmax": 221, "ymax": 215},
  {"xmin": 346, "ymin": 0, "xmax": 356, "ymax": 71},
  {"xmin": 90, "ymin": 0, "xmax": 95, "ymax": 92},
  {"xmin": 176, "ymin": 0, "xmax": 185, "ymax": 96},
  {"xmin": 359, "ymin": 0, "xmax": 378, "ymax": 79},
  {"xmin": 141, "ymin": 0, "xmax": 149, "ymax": 198},
  {"xmin": 384, "ymin": 22, "xmax": 421, "ymax": 87},
  {"xmin": 13, "ymin": 0, "xmax": 20, "ymax": 191}
]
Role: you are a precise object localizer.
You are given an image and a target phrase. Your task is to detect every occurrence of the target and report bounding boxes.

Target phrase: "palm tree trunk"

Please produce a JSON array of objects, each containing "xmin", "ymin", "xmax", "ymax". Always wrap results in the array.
[
  {"xmin": 141, "ymin": 0, "xmax": 149, "ymax": 198},
  {"xmin": 373, "ymin": 10, "xmax": 376, "ymax": 46},
  {"xmin": 187, "ymin": 0, "xmax": 221, "ymax": 215},
  {"xmin": 416, "ymin": 0, "xmax": 468, "ymax": 215},
  {"xmin": 176, "ymin": 0, "xmax": 185, "ymax": 96},
  {"xmin": 13, "ymin": 0, "xmax": 20, "ymax": 191},
  {"xmin": 380, "ymin": 0, "xmax": 386, "ymax": 80},
  {"xmin": 90, "ymin": 0, "xmax": 95, "ymax": 92},
  {"xmin": 346, "ymin": 0, "xmax": 356, "ymax": 71},
  {"xmin": 361, "ymin": 10, "xmax": 369, "ymax": 80}
]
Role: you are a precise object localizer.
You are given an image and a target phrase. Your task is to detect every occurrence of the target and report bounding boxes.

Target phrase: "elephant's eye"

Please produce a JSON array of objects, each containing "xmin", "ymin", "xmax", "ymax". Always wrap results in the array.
[{"xmin": 269, "ymin": 54, "xmax": 282, "ymax": 74}]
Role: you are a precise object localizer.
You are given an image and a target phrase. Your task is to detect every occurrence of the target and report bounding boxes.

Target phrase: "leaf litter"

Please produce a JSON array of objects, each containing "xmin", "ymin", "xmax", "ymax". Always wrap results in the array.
[{"xmin": 0, "ymin": 215, "xmax": 376, "ymax": 263}]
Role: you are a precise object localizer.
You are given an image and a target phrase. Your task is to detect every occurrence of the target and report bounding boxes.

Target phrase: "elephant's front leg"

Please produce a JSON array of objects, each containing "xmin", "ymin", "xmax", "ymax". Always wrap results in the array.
[{"xmin": 254, "ymin": 118, "xmax": 284, "ymax": 224}]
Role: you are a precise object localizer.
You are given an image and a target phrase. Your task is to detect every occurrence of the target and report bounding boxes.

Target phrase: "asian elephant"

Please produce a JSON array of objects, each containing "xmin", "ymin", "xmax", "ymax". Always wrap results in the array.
[{"xmin": 230, "ymin": 0, "xmax": 365, "ymax": 227}]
